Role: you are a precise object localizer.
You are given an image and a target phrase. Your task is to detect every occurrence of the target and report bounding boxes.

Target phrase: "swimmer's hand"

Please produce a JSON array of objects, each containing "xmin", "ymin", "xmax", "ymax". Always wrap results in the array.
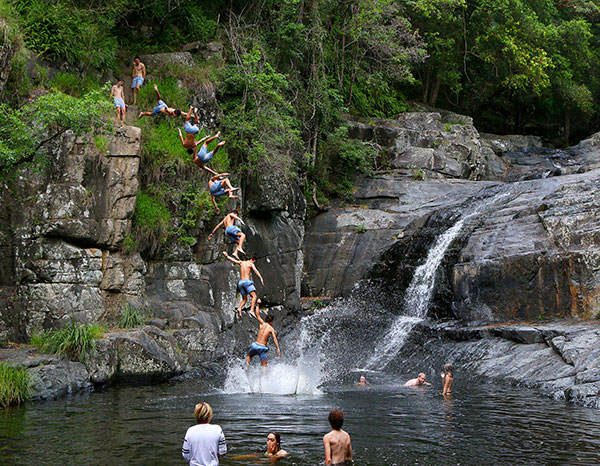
[{"xmin": 277, "ymin": 349, "xmax": 281, "ymax": 357}]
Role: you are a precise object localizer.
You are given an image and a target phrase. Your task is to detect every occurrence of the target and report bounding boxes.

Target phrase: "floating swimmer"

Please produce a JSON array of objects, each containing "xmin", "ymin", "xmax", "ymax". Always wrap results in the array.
[
  {"xmin": 246, "ymin": 299, "xmax": 280, "ymax": 374},
  {"xmin": 208, "ymin": 211, "xmax": 246, "ymax": 258},
  {"xmin": 223, "ymin": 251, "xmax": 264, "ymax": 318},
  {"xmin": 208, "ymin": 173, "xmax": 239, "ymax": 214},
  {"xmin": 138, "ymin": 84, "xmax": 184, "ymax": 119}
]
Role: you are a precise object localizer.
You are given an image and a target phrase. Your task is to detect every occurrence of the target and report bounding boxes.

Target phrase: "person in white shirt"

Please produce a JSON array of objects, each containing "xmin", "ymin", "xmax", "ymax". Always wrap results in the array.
[{"xmin": 182, "ymin": 402, "xmax": 227, "ymax": 466}]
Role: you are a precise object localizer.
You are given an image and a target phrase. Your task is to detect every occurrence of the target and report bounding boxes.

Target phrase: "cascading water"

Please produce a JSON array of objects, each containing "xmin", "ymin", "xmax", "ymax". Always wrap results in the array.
[
  {"xmin": 364, "ymin": 188, "xmax": 517, "ymax": 370},
  {"xmin": 222, "ymin": 188, "xmax": 517, "ymax": 392}
]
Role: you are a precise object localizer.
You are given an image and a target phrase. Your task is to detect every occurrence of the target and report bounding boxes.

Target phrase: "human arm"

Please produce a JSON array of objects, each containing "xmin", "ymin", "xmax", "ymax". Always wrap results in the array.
[
  {"xmin": 272, "ymin": 329, "xmax": 281, "ymax": 357},
  {"xmin": 182, "ymin": 432, "xmax": 191, "ymax": 461},
  {"xmin": 178, "ymin": 128, "xmax": 185, "ymax": 145},
  {"xmin": 202, "ymin": 165, "xmax": 218, "ymax": 176},
  {"xmin": 208, "ymin": 220, "xmax": 225, "ymax": 239},
  {"xmin": 141, "ymin": 63, "xmax": 146, "ymax": 79},
  {"xmin": 347, "ymin": 436, "xmax": 353, "ymax": 460},
  {"xmin": 323, "ymin": 435, "xmax": 332, "ymax": 465},
  {"xmin": 110, "ymin": 85, "xmax": 116, "ymax": 97},
  {"xmin": 252, "ymin": 264, "xmax": 265, "ymax": 286},
  {"xmin": 211, "ymin": 194, "xmax": 219, "ymax": 214},
  {"xmin": 153, "ymin": 83, "xmax": 161, "ymax": 100},
  {"xmin": 223, "ymin": 251, "xmax": 241, "ymax": 264},
  {"xmin": 218, "ymin": 429, "xmax": 227, "ymax": 457},
  {"xmin": 231, "ymin": 213, "xmax": 245, "ymax": 225}
]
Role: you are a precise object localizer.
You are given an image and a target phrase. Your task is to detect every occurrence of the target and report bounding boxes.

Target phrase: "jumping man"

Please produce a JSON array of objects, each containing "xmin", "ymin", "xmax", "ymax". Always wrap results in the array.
[
  {"xmin": 131, "ymin": 56, "xmax": 146, "ymax": 105},
  {"xmin": 223, "ymin": 251, "xmax": 264, "ymax": 318},
  {"xmin": 246, "ymin": 299, "xmax": 281, "ymax": 373},
  {"xmin": 208, "ymin": 173, "xmax": 239, "ymax": 214},
  {"xmin": 138, "ymin": 84, "xmax": 184, "ymax": 119},
  {"xmin": 177, "ymin": 107, "xmax": 224, "ymax": 175},
  {"xmin": 110, "ymin": 78, "xmax": 127, "ymax": 122},
  {"xmin": 208, "ymin": 211, "xmax": 246, "ymax": 258}
]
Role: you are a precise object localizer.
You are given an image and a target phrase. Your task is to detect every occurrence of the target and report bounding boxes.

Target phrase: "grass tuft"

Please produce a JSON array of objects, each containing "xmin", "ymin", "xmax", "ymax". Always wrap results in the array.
[
  {"xmin": 30, "ymin": 320, "xmax": 104, "ymax": 362},
  {"xmin": 119, "ymin": 305, "xmax": 146, "ymax": 329},
  {"xmin": 0, "ymin": 363, "xmax": 30, "ymax": 408}
]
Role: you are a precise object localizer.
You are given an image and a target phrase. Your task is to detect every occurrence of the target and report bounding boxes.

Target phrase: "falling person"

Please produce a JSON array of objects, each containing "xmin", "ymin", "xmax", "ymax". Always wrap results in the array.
[{"xmin": 208, "ymin": 211, "xmax": 246, "ymax": 258}]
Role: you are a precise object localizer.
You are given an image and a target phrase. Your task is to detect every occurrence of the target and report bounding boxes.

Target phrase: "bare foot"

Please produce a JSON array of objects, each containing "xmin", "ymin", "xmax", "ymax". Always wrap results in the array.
[
  {"xmin": 232, "ymin": 251, "xmax": 240, "ymax": 259},
  {"xmin": 216, "ymin": 131, "xmax": 221, "ymax": 138},
  {"xmin": 229, "ymin": 195, "xmax": 239, "ymax": 200},
  {"xmin": 237, "ymin": 247, "xmax": 245, "ymax": 255},
  {"xmin": 217, "ymin": 140, "xmax": 226, "ymax": 147}
]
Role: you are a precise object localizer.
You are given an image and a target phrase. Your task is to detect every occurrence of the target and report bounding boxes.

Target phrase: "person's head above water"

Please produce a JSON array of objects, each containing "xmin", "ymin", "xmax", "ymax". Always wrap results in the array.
[
  {"xmin": 443, "ymin": 363, "xmax": 453, "ymax": 375},
  {"xmin": 328, "ymin": 409, "xmax": 344, "ymax": 430},
  {"xmin": 417, "ymin": 373, "xmax": 426, "ymax": 384},
  {"xmin": 267, "ymin": 432, "xmax": 281, "ymax": 453},
  {"xmin": 194, "ymin": 401, "xmax": 213, "ymax": 424},
  {"xmin": 359, "ymin": 375, "xmax": 367, "ymax": 384}
]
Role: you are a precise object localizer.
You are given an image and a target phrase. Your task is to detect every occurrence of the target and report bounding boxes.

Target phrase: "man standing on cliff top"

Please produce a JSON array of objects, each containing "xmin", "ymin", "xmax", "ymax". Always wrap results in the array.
[
  {"xmin": 223, "ymin": 251, "xmax": 263, "ymax": 318},
  {"xmin": 131, "ymin": 56, "xmax": 146, "ymax": 105},
  {"xmin": 110, "ymin": 78, "xmax": 126, "ymax": 122}
]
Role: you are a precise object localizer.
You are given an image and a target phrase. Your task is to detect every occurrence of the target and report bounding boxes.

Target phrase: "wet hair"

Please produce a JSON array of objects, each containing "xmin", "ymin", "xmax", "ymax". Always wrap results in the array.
[
  {"xmin": 328, "ymin": 409, "xmax": 344, "ymax": 430},
  {"xmin": 194, "ymin": 402, "xmax": 213, "ymax": 424},
  {"xmin": 264, "ymin": 314, "xmax": 274, "ymax": 323},
  {"xmin": 269, "ymin": 432, "xmax": 281, "ymax": 452},
  {"xmin": 174, "ymin": 109, "xmax": 182, "ymax": 116},
  {"xmin": 443, "ymin": 363, "xmax": 453, "ymax": 375}
]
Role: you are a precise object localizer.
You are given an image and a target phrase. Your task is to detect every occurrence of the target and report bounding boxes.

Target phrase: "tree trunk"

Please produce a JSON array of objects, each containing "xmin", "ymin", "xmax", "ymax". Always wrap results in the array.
[
  {"xmin": 564, "ymin": 108, "xmax": 571, "ymax": 146},
  {"xmin": 428, "ymin": 76, "xmax": 442, "ymax": 107}
]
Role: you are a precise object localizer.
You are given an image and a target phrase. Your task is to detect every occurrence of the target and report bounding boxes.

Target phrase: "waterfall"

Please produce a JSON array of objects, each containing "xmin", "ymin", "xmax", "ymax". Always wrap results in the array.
[{"xmin": 364, "ymin": 189, "xmax": 515, "ymax": 370}]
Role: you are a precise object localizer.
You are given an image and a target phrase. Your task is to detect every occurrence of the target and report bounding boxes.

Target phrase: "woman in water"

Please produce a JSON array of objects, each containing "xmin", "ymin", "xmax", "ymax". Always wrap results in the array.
[
  {"xmin": 266, "ymin": 432, "xmax": 288, "ymax": 458},
  {"xmin": 442, "ymin": 363, "xmax": 453, "ymax": 395}
]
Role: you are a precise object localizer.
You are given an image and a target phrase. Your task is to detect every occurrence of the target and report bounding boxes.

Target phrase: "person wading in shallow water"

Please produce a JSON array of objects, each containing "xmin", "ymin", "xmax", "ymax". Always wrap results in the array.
[
  {"xmin": 442, "ymin": 363, "xmax": 453, "ymax": 395},
  {"xmin": 323, "ymin": 409, "xmax": 353, "ymax": 466},
  {"xmin": 246, "ymin": 299, "xmax": 280, "ymax": 374}
]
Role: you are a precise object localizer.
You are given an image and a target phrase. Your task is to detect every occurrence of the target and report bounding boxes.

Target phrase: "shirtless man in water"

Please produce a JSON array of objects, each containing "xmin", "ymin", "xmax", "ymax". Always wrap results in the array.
[
  {"xmin": 110, "ymin": 78, "xmax": 126, "ymax": 121},
  {"xmin": 323, "ymin": 409, "xmax": 353, "ymax": 465},
  {"xmin": 246, "ymin": 299, "xmax": 280, "ymax": 373},
  {"xmin": 404, "ymin": 372, "xmax": 431, "ymax": 387},
  {"xmin": 131, "ymin": 56, "xmax": 146, "ymax": 104},
  {"xmin": 223, "ymin": 252, "xmax": 264, "ymax": 318},
  {"xmin": 208, "ymin": 211, "xmax": 246, "ymax": 258}
]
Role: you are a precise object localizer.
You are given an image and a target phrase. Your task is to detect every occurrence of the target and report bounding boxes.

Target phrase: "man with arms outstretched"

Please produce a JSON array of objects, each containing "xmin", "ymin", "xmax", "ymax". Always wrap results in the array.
[
  {"xmin": 246, "ymin": 299, "xmax": 281, "ymax": 373},
  {"xmin": 323, "ymin": 409, "xmax": 353, "ymax": 466},
  {"xmin": 138, "ymin": 84, "xmax": 184, "ymax": 119},
  {"xmin": 223, "ymin": 251, "xmax": 263, "ymax": 318},
  {"xmin": 208, "ymin": 211, "xmax": 246, "ymax": 258}
]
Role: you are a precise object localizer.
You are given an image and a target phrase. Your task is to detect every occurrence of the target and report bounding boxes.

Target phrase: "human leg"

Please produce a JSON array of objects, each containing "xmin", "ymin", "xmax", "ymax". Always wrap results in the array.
[
  {"xmin": 234, "ymin": 232, "xmax": 246, "ymax": 256},
  {"xmin": 250, "ymin": 291, "xmax": 258, "ymax": 318},
  {"xmin": 238, "ymin": 295, "xmax": 248, "ymax": 318}
]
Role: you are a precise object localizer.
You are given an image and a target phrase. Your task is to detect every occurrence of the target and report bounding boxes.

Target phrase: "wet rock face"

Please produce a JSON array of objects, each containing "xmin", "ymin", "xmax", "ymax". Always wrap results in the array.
[
  {"xmin": 407, "ymin": 321, "xmax": 600, "ymax": 408},
  {"xmin": 139, "ymin": 52, "xmax": 195, "ymax": 70}
]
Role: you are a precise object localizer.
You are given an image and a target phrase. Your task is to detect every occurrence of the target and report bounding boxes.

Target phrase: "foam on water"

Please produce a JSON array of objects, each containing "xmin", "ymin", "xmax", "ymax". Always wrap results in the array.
[{"xmin": 222, "ymin": 361, "xmax": 322, "ymax": 395}]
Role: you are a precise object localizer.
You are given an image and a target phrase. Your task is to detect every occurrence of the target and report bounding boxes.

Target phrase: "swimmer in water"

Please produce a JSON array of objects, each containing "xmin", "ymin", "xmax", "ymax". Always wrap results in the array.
[
  {"xmin": 266, "ymin": 432, "xmax": 288, "ymax": 458},
  {"xmin": 441, "ymin": 363, "xmax": 453, "ymax": 395},
  {"xmin": 323, "ymin": 409, "xmax": 352, "ymax": 465},
  {"xmin": 404, "ymin": 372, "xmax": 431, "ymax": 387},
  {"xmin": 356, "ymin": 375, "xmax": 367, "ymax": 386}
]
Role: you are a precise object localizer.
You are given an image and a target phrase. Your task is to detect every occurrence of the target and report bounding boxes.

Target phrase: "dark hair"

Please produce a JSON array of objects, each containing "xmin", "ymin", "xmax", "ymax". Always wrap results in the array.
[
  {"xmin": 187, "ymin": 149, "xmax": 193, "ymax": 155},
  {"xmin": 134, "ymin": 55, "xmax": 140, "ymax": 60},
  {"xmin": 264, "ymin": 314, "xmax": 274, "ymax": 323},
  {"xmin": 117, "ymin": 77, "xmax": 123, "ymax": 82},
  {"xmin": 174, "ymin": 109, "xmax": 182, "ymax": 116},
  {"xmin": 328, "ymin": 409, "xmax": 344, "ymax": 430},
  {"xmin": 270, "ymin": 432, "xmax": 281, "ymax": 451}
]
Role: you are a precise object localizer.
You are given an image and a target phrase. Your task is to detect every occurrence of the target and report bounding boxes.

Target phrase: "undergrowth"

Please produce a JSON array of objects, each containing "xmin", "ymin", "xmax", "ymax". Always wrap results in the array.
[
  {"xmin": 119, "ymin": 305, "xmax": 146, "ymax": 329},
  {"xmin": 0, "ymin": 363, "xmax": 30, "ymax": 408},
  {"xmin": 30, "ymin": 320, "xmax": 104, "ymax": 362}
]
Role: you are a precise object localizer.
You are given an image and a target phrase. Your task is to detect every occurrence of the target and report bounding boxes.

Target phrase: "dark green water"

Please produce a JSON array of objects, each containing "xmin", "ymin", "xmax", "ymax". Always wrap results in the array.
[{"xmin": 1, "ymin": 373, "xmax": 600, "ymax": 466}]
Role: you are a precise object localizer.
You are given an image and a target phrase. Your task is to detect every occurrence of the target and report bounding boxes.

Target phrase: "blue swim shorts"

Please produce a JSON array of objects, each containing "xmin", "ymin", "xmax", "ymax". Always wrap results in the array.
[
  {"xmin": 248, "ymin": 342, "xmax": 269, "ymax": 361},
  {"xmin": 225, "ymin": 225, "xmax": 241, "ymax": 242},
  {"xmin": 114, "ymin": 97, "xmax": 125, "ymax": 109},
  {"xmin": 184, "ymin": 120, "xmax": 200, "ymax": 134},
  {"xmin": 210, "ymin": 180, "xmax": 226, "ymax": 197},
  {"xmin": 131, "ymin": 76, "xmax": 144, "ymax": 88},
  {"xmin": 238, "ymin": 278, "xmax": 256, "ymax": 296},
  {"xmin": 197, "ymin": 145, "xmax": 215, "ymax": 164},
  {"xmin": 152, "ymin": 100, "xmax": 167, "ymax": 116}
]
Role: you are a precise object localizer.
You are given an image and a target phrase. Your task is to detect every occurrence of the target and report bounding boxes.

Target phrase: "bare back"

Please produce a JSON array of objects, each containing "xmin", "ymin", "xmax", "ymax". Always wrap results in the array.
[
  {"xmin": 239, "ymin": 260, "xmax": 254, "ymax": 280},
  {"xmin": 323, "ymin": 429, "xmax": 352, "ymax": 465},
  {"xmin": 255, "ymin": 322, "xmax": 275, "ymax": 346},
  {"xmin": 182, "ymin": 133, "xmax": 197, "ymax": 149}
]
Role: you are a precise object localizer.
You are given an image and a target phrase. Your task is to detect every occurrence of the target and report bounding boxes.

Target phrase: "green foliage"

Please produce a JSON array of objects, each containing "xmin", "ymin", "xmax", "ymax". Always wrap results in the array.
[
  {"xmin": 0, "ymin": 85, "xmax": 112, "ymax": 171},
  {"xmin": 48, "ymin": 71, "xmax": 101, "ymax": 97},
  {"xmin": 412, "ymin": 168, "xmax": 426, "ymax": 181},
  {"xmin": 356, "ymin": 224, "xmax": 367, "ymax": 234},
  {"xmin": 13, "ymin": 0, "xmax": 118, "ymax": 71},
  {"xmin": 0, "ymin": 363, "xmax": 30, "ymax": 409},
  {"xmin": 93, "ymin": 135, "xmax": 109, "ymax": 155},
  {"xmin": 348, "ymin": 72, "xmax": 409, "ymax": 118},
  {"xmin": 119, "ymin": 305, "xmax": 146, "ymax": 329},
  {"xmin": 30, "ymin": 320, "xmax": 104, "ymax": 362},
  {"xmin": 131, "ymin": 191, "xmax": 171, "ymax": 258},
  {"xmin": 136, "ymin": 78, "xmax": 188, "ymax": 114}
]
